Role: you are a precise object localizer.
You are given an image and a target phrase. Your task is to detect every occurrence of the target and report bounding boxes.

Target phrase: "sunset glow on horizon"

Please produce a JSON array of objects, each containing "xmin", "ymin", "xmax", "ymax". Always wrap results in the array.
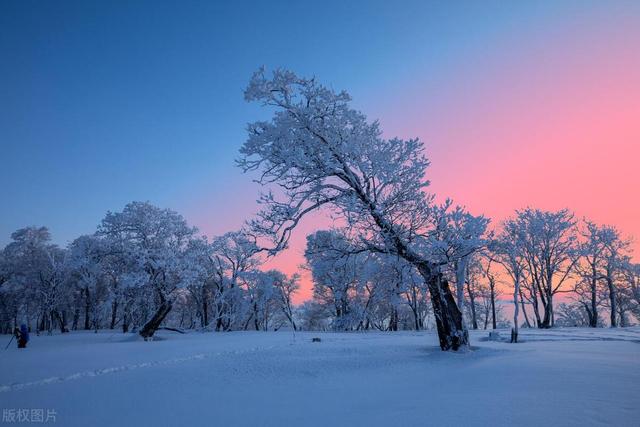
[
  {"xmin": 2, "ymin": 1, "xmax": 638, "ymax": 304},
  {"xmin": 229, "ymin": 2, "xmax": 640, "ymax": 302}
]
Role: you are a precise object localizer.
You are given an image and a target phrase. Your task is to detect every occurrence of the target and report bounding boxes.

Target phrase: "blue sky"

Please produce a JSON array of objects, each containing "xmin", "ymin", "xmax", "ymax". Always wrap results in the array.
[{"xmin": 0, "ymin": 0, "xmax": 624, "ymax": 246}]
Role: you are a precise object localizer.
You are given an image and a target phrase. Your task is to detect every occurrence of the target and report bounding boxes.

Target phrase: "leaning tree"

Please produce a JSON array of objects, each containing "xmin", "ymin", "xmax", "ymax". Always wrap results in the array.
[
  {"xmin": 238, "ymin": 68, "xmax": 484, "ymax": 350},
  {"xmin": 97, "ymin": 202, "xmax": 203, "ymax": 339}
]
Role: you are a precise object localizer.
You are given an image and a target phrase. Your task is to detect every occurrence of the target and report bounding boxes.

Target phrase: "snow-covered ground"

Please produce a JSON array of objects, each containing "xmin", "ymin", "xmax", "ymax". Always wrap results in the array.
[{"xmin": 1, "ymin": 328, "xmax": 638, "ymax": 427}]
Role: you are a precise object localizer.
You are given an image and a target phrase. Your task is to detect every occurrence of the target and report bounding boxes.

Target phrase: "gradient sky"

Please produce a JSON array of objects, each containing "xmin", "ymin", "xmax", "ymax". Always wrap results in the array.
[{"xmin": 2, "ymin": 1, "xmax": 639, "ymax": 302}]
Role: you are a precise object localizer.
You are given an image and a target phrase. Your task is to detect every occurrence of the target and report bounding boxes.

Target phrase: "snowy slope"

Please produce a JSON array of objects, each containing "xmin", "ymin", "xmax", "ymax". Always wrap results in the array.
[{"xmin": 1, "ymin": 328, "xmax": 638, "ymax": 427}]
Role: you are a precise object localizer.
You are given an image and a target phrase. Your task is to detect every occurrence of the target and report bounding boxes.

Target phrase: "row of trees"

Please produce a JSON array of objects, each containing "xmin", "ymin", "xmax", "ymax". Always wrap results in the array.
[
  {"xmin": 493, "ymin": 209, "xmax": 639, "ymax": 339},
  {"xmin": 2, "ymin": 69, "xmax": 637, "ymax": 351},
  {"xmin": 298, "ymin": 210, "xmax": 639, "ymax": 339},
  {"xmin": 2, "ymin": 204, "xmax": 636, "ymax": 340},
  {"xmin": 0, "ymin": 202, "xmax": 299, "ymax": 338}
]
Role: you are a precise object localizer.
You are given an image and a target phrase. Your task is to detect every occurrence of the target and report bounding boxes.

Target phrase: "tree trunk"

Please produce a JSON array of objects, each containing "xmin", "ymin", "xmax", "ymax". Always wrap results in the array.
[
  {"xmin": 72, "ymin": 307, "xmax": 80, "ymax": 331},
  {"xmin": 529, "ymin": 285, "xmax": 542, "ymax": 328},
  {"xmin": 607, "ymin": 275, "xmax": 617, "ymax": 327},
  {"xmin": 84, "ymin": 287, "xmax": 91, "ymax": 330},
  {"xmin": 466, "ymin": 281, "xmax": 478, "ymax": 330},
  {"xmin": 110, "ymin": 300, "xmax": 119, "ymax": 329},
  {"xmin": 48, "ymin": 311, "xmax": 55, "ymax": 334},
  {"xmin": 538, "ymin": 286, "xmax": 553, "ymax": 328},
  {"xmin": 454, "ymin": 257, "xmax": 468, "ymax": 316},
  {"xmin": 512, "ymin": 276, "xmax": 520, "ymax": 343},
  {"xmin": 411, "ymin": 306, "xmax": 420, "ymax": 331},
  {"xmin": 202, "ymin": 287, "xmax": 209, "ymax": 327},
  {"xmin": 540, "ymin": 305, "xmax": 552, "ymax": 328},
  {"xmin": 510, "ymin": 328, "xmax": 518, "ymax": 343},
  {"xmin": 418, "ymin": 264, "xmax": 468, "ymax": 351},
  {"xmin": 582, "ymin": 302, "xmax": 595, "ymax": 328},
  {"xmin": 253, "ymin": 303, "xmax": 260, "ymax": 331},
  {"xmin": 139, "ymin": 298, "xmax": 173, "ymax": 339},
  {"xmin": 490, "ymin": 282, "xmax": 497, "ymax": 330},
  {"xmin": 618, "ymin": 308, "xmax": 627, "ymax": 327},
  {"xmin": 589, "ymin": 269, "xmax": 598, "ymax": 327},
  {"xmin": 389, "ymin": 308, "xmax": 398, "ymax": 331},
  {"xmin": 519, "ymin": 289, "xmax": 532, "ymax": 328},
  {"xmin": 55, "ymin": 310, "xmax": 68, "ymax": 333}
]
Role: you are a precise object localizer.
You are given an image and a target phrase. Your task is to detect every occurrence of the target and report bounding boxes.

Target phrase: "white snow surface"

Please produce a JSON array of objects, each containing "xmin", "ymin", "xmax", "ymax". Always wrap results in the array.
[{"xmin": 1, "ymin": 328, "xmax": 638, "ymax": 427}]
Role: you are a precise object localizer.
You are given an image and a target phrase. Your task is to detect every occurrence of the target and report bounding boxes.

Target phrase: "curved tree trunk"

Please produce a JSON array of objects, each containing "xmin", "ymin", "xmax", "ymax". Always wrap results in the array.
[
  {"xmin": 418, "ymin": 264, "xmax": 468, "ymax": 351},
  {"xmin": 139, "ymin": 297, "xmax": 173, "ymax": 339}
]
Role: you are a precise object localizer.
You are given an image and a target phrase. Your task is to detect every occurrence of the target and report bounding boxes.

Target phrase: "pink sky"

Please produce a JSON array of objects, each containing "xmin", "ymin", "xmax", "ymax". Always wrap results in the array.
[{"xmin": 192, "ymin": 5, "xmax": 639, "ymax": 303}]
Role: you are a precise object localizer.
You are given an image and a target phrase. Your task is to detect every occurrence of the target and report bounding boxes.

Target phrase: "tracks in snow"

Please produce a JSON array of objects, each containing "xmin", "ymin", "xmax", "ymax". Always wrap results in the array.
[{"xmin": 0, "ymin": 345, "xmax": 276, "ymax": 393}]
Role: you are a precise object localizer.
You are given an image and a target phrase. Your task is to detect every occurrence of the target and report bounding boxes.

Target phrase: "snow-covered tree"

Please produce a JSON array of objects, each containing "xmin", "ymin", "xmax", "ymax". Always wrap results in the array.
[
  {"xmin": 97, "ymin": 202, "xmax": 203, "ymax": 339},
  {"xmin": 428, "ymin": 202, "xmax": 489, "ymax": 315},
  {"xmin": 240, "ymin": 270, "xmax": 276, "ymax": 331},
  {"xmin": 512, "ymin": 209, "xmax": 578, "ymax": 328},
  {"xmin": 482, "ymin": 257, "xmax": 499, "ymax": 330},
  {"xmin": 491, "ymin": 217, "xmax": 528, "ymax": 342},
  {"xmin": 272, "ymin": 271, "xmax": 300, "ymax": 330},
  {"xmin": 555, "ymin": 302, "xmax": 591, "ymax": 327},
  {"xmin": 208, "ymin": 231, "xmax": 261, "ymax": 331},
  {"xmin": 398, "ymin": 261, "xmax": 431, "ymax": 331},
  {"xmin": 573, "ymin": 221, "xmax": 610, "ymax": 327},
  {"xmin": 238, "ymin": 68, "xmax": 483, "ymax": 350},
  {"xmin": 463, "ymin": 255, "xmax": 483, "ymax": 330},
  {"xmin": 1, "ymin": 227, "xmax": 70, "ymax": 334},
  {"xmin": 297, "ymin": 300, "xmax": 331, "ymax": 331},
  {"xmin": 621, "ymin": 263, "xmax": 640, "ymax": 322},
  {"xmin": 597, "ymin": 226, "xmax": 631, "ymax": 327},
  {"xmin": 87, "ymin": 232, "xmax": 142, "ymax": 332},
  {"xmin": 305, "ymin": 230, "xmax": 366, "ymax": 331},
  {"xmin": 67, "ymin": 235, "xmax": 110, "ymax": 331}
]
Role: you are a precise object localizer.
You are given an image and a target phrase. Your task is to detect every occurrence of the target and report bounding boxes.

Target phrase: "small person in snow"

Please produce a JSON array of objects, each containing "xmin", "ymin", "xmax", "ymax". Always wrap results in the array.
[{"xmin": 14, "ymin": 324, "xmax": 29, "ymax": 349}]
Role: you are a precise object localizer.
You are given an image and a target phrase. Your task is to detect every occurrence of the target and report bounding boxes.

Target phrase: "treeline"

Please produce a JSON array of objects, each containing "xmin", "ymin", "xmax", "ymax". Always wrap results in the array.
[
  {"xmin": 299, "ymin": 230, "xmax": 506, "ymax": 332},
  {"xmin": 0, "ymin": 202, "xmax": 299, "ymax": 337},
  {"xmin": 1, "ymin": 203, "xmax": 639, "ymax": 337},
  {"xmin": 300, "ymin": 208, "xmax": 640, "ymax": 334}
]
